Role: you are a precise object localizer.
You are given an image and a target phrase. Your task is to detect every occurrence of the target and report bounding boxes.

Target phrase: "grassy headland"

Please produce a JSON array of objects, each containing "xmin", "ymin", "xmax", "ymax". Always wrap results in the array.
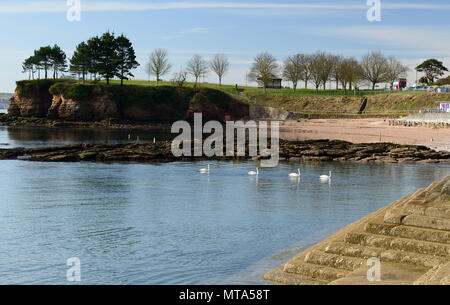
[{"xmin": 9, "ymin": 79, "xmax": 249, "ymax": 122}]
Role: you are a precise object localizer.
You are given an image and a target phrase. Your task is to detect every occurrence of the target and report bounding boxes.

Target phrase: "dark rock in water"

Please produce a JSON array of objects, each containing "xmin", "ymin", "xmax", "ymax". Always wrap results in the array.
[{"xmin": 0, "ymin": 139, "xmax": 449, "ymax": 164}]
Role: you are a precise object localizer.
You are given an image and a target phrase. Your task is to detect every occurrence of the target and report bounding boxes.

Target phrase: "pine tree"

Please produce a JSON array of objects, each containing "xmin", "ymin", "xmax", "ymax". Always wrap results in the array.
[
  {"xmin": 115, "ymin": 34, "xmax": 139, "ymax": 85},
  {"xmin": 35, "ymin": 46, "xmax": 52, "ymax": 79},
  {"xmin": 50, "ymin": 45, "xmax": 67, "ymax": 79},
  {"xmin": 96, "ymin": 32, "xmax": 119, "ymax": 84}
]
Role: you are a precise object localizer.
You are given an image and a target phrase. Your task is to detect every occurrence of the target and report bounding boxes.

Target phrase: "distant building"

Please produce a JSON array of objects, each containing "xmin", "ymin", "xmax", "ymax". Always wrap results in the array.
[
  {"xmin": 393, "ymin": 78, "xmax": 407, "ymax": 90},
  {"xmin": 257, "ymin": 77, "xmax": 283, "ymax": 89}
]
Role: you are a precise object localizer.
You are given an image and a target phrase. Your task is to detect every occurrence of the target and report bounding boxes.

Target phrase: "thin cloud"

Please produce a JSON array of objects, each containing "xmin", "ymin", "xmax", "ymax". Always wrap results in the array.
[
  {"xmin": 178, "ymin": 27, "xmax": 210, "ymax": 34},
  {"xmin": 310, "ymin": 26, "xmax": 450, "ymax": 57},
  {"xmin": 2, "ymin": 1, "xmax": 450, "ymax": 14}
]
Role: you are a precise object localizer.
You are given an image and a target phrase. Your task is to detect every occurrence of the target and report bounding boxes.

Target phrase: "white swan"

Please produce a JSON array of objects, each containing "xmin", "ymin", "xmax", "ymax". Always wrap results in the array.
[
  {"xmin": 248, "ymin": 167, "xmax": 259, "ymax": 176},
  {"xmin": 320, "ymin": 171, "xmax": 332, "ymax": 180},
  {"xmin": 289, "ymin": 169, "xmax": 301, "ymax": 177},
  {"xmin": 199, "ymin": 164, "xmax": 211, "ymax": 173}
]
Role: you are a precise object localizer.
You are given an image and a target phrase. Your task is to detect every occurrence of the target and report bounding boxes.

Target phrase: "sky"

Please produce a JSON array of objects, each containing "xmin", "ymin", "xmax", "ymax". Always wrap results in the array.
[{"xmin": 0, "ymin": 0, "xmax": 450, "ymax": 92}]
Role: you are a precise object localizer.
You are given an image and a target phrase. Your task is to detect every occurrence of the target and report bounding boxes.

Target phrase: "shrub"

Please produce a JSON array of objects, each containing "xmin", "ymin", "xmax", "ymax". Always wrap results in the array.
[
  {"xmin": 49, "ymin": 82, "xmax": 95, "ymax": 100},
  {"xmin": 16, "ymin": 79, "xmax": 71, "ymax": 97}
]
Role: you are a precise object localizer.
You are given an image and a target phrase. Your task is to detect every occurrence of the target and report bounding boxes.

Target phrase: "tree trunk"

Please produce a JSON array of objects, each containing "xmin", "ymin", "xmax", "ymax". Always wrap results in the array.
[
  {"xmin": 372, "ymin": 83, "xmax": 376, "ymax": 90},
  {"xmin": 293, "ymin": 82, "xmax": 297, "ymax": 92}
]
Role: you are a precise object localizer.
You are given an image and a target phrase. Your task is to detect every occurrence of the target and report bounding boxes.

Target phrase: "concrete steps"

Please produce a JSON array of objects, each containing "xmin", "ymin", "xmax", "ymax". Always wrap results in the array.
[
  {"xmin": 325, "ymin": 241, "xmax": 447, "ymax": 268},
  {"xmin": 265, "ymin": 176, "xmax": 450, "ymax": 285},
  {"xmin": 403, "ymin": 203, "xmax": 450, "ymax": 219},
  {"xmin": 304, "ymin": 250, "xmax": 364, "ymax": 271},
  {"xmin": 402, "ymin": 214, "xmax": 450, "ymax": 231},
  {"xmin": 344, "ymin": 232, "xmax": 450, "ymax": 257},
  {"xmin": 283, "ymin": 261, "xmax": 349, "ymax": 282},
  {"xmin": 364, "ymin": 222, "xmax": 450, "ymax": 245}
]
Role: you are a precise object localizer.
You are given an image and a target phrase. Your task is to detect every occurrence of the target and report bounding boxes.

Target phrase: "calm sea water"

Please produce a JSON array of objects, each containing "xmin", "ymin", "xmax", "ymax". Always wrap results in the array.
[{"xmin": 0, "ymin": 126, "xmax": 448, "ymax": 284}]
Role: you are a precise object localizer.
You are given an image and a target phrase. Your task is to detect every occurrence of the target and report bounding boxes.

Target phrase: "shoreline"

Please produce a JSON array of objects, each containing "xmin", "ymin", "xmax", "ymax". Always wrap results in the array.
[
  {"xmin": 280, "ymin": 118, "xmax": 450, "ymax": 152},
  {"xmin": 0, "ymin": 114, "xmax": 173, "ymax": 131},
  {"xmin": 2, "ymin": 115, "xmax": 450, "ymax": 150}
]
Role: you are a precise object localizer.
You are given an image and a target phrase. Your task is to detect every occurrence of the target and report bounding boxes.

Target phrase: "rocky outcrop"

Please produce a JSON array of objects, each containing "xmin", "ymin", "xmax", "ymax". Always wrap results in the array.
[
  {"xmin": 265, "ymin": 176, "xmax": 450, "ymax": 285},
  {"xmin": 0, "ymin": 139, "xmax": 449, "ymax": 164},
  {"xmin": 8, "ymin": 81, "xmax": 250, "ymax": 123},
  {"xmin": 8, "ymin": 86, "xmax": 53, "ymax": 117},
  {"xmin": 279, "ymin": 140, "xmax": 450, "ymax": 163},
  {"xmin": 47, "ymin": 94, "xmax": 119, "ymax": 121}
]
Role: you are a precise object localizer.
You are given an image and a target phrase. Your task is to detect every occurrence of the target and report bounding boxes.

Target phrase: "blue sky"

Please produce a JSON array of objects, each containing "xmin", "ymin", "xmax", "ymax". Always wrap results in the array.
[{"xmin": 1, "ymin": 0, "xmax": 450, "ymax": 92}]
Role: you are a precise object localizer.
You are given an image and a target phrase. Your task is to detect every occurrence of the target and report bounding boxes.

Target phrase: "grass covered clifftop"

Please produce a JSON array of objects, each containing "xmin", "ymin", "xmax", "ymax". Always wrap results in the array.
[
  {"xmin": 108, "ymin": 79, "xmax": 450, "ymax": 116},
  {"xmin": 9, "ymin": 79, "xmax": 250, "ymax": 122},
  {"xmin": 248, "ymin": 92, "xmax": 450, "ymax": 116}
]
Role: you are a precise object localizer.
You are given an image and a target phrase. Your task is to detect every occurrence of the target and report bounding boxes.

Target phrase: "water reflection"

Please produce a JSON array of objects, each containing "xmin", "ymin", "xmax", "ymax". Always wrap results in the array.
[{"xmin": 0, "ymin": 126, "xmax": 173, "ymax": 148}]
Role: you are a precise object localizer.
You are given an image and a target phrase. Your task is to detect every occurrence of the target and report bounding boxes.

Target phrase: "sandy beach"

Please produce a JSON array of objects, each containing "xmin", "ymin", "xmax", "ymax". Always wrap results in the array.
[{"xmin": 280, "ymin": 118, "xmax": 450, "ymax": 152}]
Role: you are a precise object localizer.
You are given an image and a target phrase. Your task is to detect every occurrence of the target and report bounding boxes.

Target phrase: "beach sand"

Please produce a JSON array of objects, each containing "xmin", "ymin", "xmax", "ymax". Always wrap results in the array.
[{"xmin": 280, "ymin": 118, "xmax": 450, "ymax": 152}]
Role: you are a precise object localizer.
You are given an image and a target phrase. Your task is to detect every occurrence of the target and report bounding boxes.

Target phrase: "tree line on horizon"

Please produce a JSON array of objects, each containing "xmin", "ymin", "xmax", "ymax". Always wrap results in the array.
[{"xmin": 21, "ymin": 33, "xmax": 449, "ymax": 92}]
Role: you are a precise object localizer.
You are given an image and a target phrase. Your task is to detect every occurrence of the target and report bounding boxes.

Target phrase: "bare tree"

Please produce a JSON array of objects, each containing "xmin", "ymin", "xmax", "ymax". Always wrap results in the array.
[
  {"xmin": 248, "ymin": 52, "xmax": 279, "ymax": 93},
  {"xmin": 361, "ymin": 51, "xmax": 389, "ymax": 90},
  {"xmin": 385, "ymin": 57, "xmax": 409, "ymax": 89},
  {"xmin": 330, "ymin": 55, "xmax": 343, "ymax": 90},
  {"xmin": 210, "ymin": 54, "xmax": 230, "ymax": 87},
  {"xmin": 187, "ymin": 54, "xmax": 209, "ymax": 88},
  {"xmin": 283, "ymin": 54, "xmax": 304, "ymax": 92},
  {"xmin": 309, "ymin": 51, "xmax": 330, "ymax": 92},
  {"xmin": 146, "ymin": 49, "xmax": 172, "ymax": 85},
  {"xmin": 299, "ymin": 54, "xmax": 313, "ymax": 89},
  {"xmin": 340, "ymin": 57, "xmax": 363, "ymax": 93},
  {"xmin": 320, "ymin": 54, "xmax": 336, "ymax": 90},
  {"xmin": 172, "ymin": 71, "xmax": 188, "ymax": 88}
]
